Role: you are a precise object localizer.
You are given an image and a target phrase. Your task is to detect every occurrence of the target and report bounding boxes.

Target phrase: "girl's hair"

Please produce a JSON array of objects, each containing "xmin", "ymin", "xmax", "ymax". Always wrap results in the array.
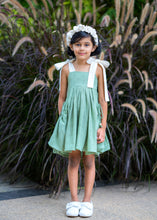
[{"xmin": 67, "ymin": 31, "xmax": 101, "ymax": 58}]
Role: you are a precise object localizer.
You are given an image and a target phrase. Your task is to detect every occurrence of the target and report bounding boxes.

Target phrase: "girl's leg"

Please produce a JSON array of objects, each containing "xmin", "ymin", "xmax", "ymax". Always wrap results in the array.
[
  {"xmin": 68, "ymin": 150, "xmax": 81, "ymax": 201},
  {"xmin": 82, "ymin": 154, "xmax": 95, "ymax": 202}
]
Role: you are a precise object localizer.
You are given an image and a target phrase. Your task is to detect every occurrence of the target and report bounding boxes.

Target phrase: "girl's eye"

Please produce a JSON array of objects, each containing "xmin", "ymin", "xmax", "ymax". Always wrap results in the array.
[
  {"xmin": 76, "ymin": 44, "xmax": 80, "ymax": 46},
  {"xmin": 85, "ymin": 44, "xmax": 89, "ymax": 46}
]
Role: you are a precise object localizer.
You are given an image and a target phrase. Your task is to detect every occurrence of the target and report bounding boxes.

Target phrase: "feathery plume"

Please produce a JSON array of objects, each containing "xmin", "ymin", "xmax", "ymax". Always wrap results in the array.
[
  {"xmin": 148, "ymin": 110, "xmax": 157, "ymax": 143},
  {"xmin": 140, "ymin": 3, "xmax": 150, "ymax": 25},
  {"xmin": 79, "ymin": 0, "xmax": 82, "ymax": 24},
  {"xmin": 148, "ymin": 79, "xmax": 154, "ymax": 89},
  {"xmin": 26, "ymin": 0, "xmax": 37, "ymax": 19},
  {"xmin": 117, "ymin": 91, "xmax": 124, "ymax": 95},
  {"xmin": 12, "ymin": 37, "xmax": 33, "ymax": 56},
  {"xmin": 148, "ymin": 6, "xmax": 154, "ymax": 29},
  {"xmin": 53, "ymin": 54, "xmax": 59, "ymax": 58},
  {"xmin": 152, "ymin": 162, "xmax": 157, "ymax": 174},
  {"xmin": 136, "ymin": 99, "xmax": 146, "ymax": 119},
  {"xmin": 100, "ymin": 15, "xmax": 110, "ymax": 27},
  {"xmin": 2, "ymin": 0, "xmax": 29, "ymax": 18},
  {"xmin": 153, "ymin": 45, "xmax": 157, "ymax": 51},
  {"xmin": 142, "ymin": 70, "xmax": 149, "ymax": 90},
  {"xmin": 115, "ymin": 0, "xmax": 121, "ymax": 21},
  {"xmin": 116, "ymin": 20, "xmax": 120, "ymax": 36},
  {"xmin": 141, "ymin": 31, "xmax": 157, "ymax": 46},
  {"xmin": 121, "ymin": 103, "xmax": 140, "ymax": 123},
  {"xmin": 83, "ymin": 12, "xmax": 92, "ymax": 24},
  {"xmin": 122, "ymin": 53, "xmax": 132, "ymax": 72},
  {"xmin": 62, "ymin": 33, "xmax": 67, "ymax": 47},
  {"xmin": 99, "ymin": 51, "xmax": 104, "ymax": 60},
  {"xmin": 133, "ymin": 66, "xmax": 144, "ymax": 81},
  {"xmin": 125, "ymin": 0, "xmax": 135, "ymax": 23},
  {"xmin": 41, "ymin": 0, "xmax": 49, "ymax": 14},
  {"xmin": 154, "ymin": 23, "xmax": 157, "ymax": 30},
  {"xmin": 109, "ymin": 41, "xmax": 118, "ymax": 48},
  {"xmin": 93, "ymin": 0, "xmax": 96, "ymax": 25},
  {"xmin": 24, "ymin": 79, "xmax": 48, "ymax": 94},
  {"xmin": 124, "ymin": 70, "xmax": 132, "ymax": 88},
  {"xmin": 131, "ymin": 33, "xmax": 138, "ymax": 45},
  {"xmin": 115, "ymin": 79, "xmax": 130, "ymax": 88},
  {"xmin": 67, "ymin": 22, "xmax": 72, "ymax": 31},
  {"xmin": 0, "ymin": 58, "xmax": 5, "ymax": 62},
  {"xmin": 120, "ymin": 0, "xmax": 126, "ymax": 26},
  {"xmin": 0, "ymin": 13, "xmax": 11, "ymax": 28},
  {"xmin": 145, "ymin": 25, "xmax": 149, "ymax": 34},
  {"xmin": 130, "ymin": 0, "xmax": 135, "ymax": 19},
  {"xmin": 115, "ymin": 35, "xmax": 122, "ymax": 45},
  {"xmin": 124, "ymin": 17, "xmax": 137, "ymax": 43},
  {"xmin": 40, "ymin": 46, "xmax": 48, "ymax": 56},
  {"xmin": 47, "ymin": 65, "xmax": 55, "ymax": 82},
  {"xmin": 146, "ymin": 97, "xmax": 157, "ymax": 110},
  {"xmin": 149, "ymin": 12, "xmax": 157, "ymax": 30}
]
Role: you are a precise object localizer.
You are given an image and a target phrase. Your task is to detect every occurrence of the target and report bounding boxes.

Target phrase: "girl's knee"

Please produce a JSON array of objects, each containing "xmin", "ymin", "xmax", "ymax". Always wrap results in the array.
[
  {"xmin": 68, "ymin": 150, "xmax": 81, "ymax": 168},
  {"xmin": 83, "ymin": 155, "xmax": 95, "ymax": 169},
  {"xmin": 68, "ymin": 157, "xmax": 80, "ymax": 168}
]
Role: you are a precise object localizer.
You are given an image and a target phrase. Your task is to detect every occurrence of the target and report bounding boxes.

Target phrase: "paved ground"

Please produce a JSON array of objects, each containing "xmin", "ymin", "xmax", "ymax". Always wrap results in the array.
[{"xmin": 0, "ymin": 175, "xmax": 157, "ymax": 220}]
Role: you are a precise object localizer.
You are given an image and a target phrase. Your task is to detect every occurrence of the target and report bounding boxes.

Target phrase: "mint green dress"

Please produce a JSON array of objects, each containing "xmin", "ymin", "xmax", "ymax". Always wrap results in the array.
[{"xmin": 48, "ymin": 63, "xmax": 110, "ymax": 157}]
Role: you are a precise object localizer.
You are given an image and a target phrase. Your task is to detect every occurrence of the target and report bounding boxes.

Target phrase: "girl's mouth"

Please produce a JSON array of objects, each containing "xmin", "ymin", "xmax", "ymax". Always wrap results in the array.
[{"xmin": 79, "ymin": 53, "xmax": 86, "ymax": 55}]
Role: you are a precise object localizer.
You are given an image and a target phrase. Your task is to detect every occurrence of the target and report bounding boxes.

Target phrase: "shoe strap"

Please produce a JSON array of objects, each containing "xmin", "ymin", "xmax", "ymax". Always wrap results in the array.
[{"xmin": 66, "ymin": 202, "xmax": 81, "ymax": 209}]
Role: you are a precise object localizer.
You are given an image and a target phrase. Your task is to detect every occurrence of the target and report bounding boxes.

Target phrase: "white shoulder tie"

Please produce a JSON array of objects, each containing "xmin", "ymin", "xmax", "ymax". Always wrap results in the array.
[
  {"xmin": 54, "ymin": 59, "xmax": 74, "ymax": 90},
  {"xmin": 87, "ymin": 57, "xmax": 110, "ymax": 102},
  {"xmin": 54, "ymin": 58, "xmax": 110, "ymax": 102}
]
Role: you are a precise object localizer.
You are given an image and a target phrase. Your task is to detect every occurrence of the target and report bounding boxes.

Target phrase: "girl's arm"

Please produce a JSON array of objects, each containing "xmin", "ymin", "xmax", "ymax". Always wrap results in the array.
[
  {"xmin": 58, "ymin": 64, "xmax": 69, "ymax": 115},
  {"xmin": 96, "ymin": 64, "xmax": 108, "ymax": 143}
]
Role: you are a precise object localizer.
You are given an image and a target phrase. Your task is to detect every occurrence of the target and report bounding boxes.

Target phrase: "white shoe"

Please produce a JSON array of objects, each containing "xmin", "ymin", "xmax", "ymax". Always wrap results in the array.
[
  {"xmin": 79, "ymin": 202, "xmax": 93, "ymax": 217},
  {"xmin": 66, "ymin": 201, "xmax": 81, "ymax": 217}
]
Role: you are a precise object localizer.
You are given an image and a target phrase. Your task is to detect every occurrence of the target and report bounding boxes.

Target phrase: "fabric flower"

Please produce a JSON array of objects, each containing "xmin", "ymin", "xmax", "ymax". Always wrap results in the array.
[{"xmin": 66, "ymin": 24, "xmax": 98, "ymax": 46}]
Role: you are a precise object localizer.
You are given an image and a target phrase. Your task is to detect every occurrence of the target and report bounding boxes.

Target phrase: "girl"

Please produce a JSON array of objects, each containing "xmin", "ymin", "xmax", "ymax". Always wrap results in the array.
[{"xmin": 48, "ymin": 24, "xmax": 110, "ymax": 217}]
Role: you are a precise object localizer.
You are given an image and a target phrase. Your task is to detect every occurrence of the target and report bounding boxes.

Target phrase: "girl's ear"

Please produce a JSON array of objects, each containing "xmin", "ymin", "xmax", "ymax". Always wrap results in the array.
[
  {"xmin": 69, "ymin": 44, "xmax": 74, "ymax": 51},
  {"xmin": 92, "ymin": 45, "xmax": 97, "ymax": 52}
]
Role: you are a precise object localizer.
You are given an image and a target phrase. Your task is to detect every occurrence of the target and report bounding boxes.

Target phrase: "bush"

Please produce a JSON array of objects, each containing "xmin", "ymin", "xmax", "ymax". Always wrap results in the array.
[{"xmin": 0, "ymin": 0, "xmax": 157, "ymax": 194}]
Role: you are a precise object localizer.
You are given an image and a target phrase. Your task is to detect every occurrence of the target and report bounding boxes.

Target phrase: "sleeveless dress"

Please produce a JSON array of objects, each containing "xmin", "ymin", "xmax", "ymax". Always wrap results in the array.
[{"xmin": 48, "ymin": 62, "xmax": 110, "ymax": 157}]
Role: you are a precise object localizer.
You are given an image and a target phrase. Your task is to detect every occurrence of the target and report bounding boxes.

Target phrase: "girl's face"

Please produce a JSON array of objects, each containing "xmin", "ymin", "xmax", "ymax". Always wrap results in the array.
[{"xmin": 70, "ymin": 37, "xmax": 97, "ymax": 61}]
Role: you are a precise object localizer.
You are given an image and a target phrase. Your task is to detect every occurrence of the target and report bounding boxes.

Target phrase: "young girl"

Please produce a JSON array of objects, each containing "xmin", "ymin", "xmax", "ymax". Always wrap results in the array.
[{"xmin": 48, "ymin": 24, "xmax": 110, "ymax": 217}]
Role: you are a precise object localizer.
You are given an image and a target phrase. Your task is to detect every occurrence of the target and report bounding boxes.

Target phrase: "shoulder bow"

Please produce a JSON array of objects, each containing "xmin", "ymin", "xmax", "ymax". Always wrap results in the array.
[{"xmin": 54, "ymin": 57, "xmax": 110, "ymax": 102}]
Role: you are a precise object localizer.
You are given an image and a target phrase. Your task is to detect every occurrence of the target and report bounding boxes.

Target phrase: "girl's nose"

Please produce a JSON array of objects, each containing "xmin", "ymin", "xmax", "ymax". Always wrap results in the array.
[{"xmin": 80, "ymin": 45, "xmax": 85, "ymax": 49}]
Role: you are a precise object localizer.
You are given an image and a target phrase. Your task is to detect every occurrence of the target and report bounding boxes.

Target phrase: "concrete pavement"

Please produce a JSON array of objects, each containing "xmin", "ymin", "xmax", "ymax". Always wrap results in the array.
[{"xmin": 0, "ymin": 175, "xmax": 157, "ymax": 220}]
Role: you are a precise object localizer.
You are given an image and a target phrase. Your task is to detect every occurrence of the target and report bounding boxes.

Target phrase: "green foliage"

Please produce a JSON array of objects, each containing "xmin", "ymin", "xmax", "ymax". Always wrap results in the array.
[{"xmin": 0, "ymin": 0, "xmax": 157, "ymax": 194}]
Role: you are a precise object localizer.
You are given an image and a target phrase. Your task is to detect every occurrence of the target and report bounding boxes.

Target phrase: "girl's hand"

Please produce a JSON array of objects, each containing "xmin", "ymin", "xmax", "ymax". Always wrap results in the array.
[{"xmin": 97, "ymin": 128, "xmax": 106, "ymax": 143}]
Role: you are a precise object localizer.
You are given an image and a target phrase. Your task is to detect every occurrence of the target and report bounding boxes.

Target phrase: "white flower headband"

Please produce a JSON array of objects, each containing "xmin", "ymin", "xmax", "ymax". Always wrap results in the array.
[{"xmin": 66, "ymin": 24, "xmax": 99, "ymax": 46}]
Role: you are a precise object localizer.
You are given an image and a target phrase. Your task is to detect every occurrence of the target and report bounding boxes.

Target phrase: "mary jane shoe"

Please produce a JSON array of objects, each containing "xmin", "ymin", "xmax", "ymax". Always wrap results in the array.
[
  {"xmin": 66, "ymin": 201, "xmax": 81, "ymax": 217},
  {"xmin": 79, "ymin": 201, "xmax": 93, "ymax": 217}
]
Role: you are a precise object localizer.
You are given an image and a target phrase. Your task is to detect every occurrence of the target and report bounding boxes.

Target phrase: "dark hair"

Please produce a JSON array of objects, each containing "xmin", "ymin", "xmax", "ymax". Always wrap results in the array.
[{"xmin": 67, "ymin": 31, "xmax": 101, "ymax": 58}]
